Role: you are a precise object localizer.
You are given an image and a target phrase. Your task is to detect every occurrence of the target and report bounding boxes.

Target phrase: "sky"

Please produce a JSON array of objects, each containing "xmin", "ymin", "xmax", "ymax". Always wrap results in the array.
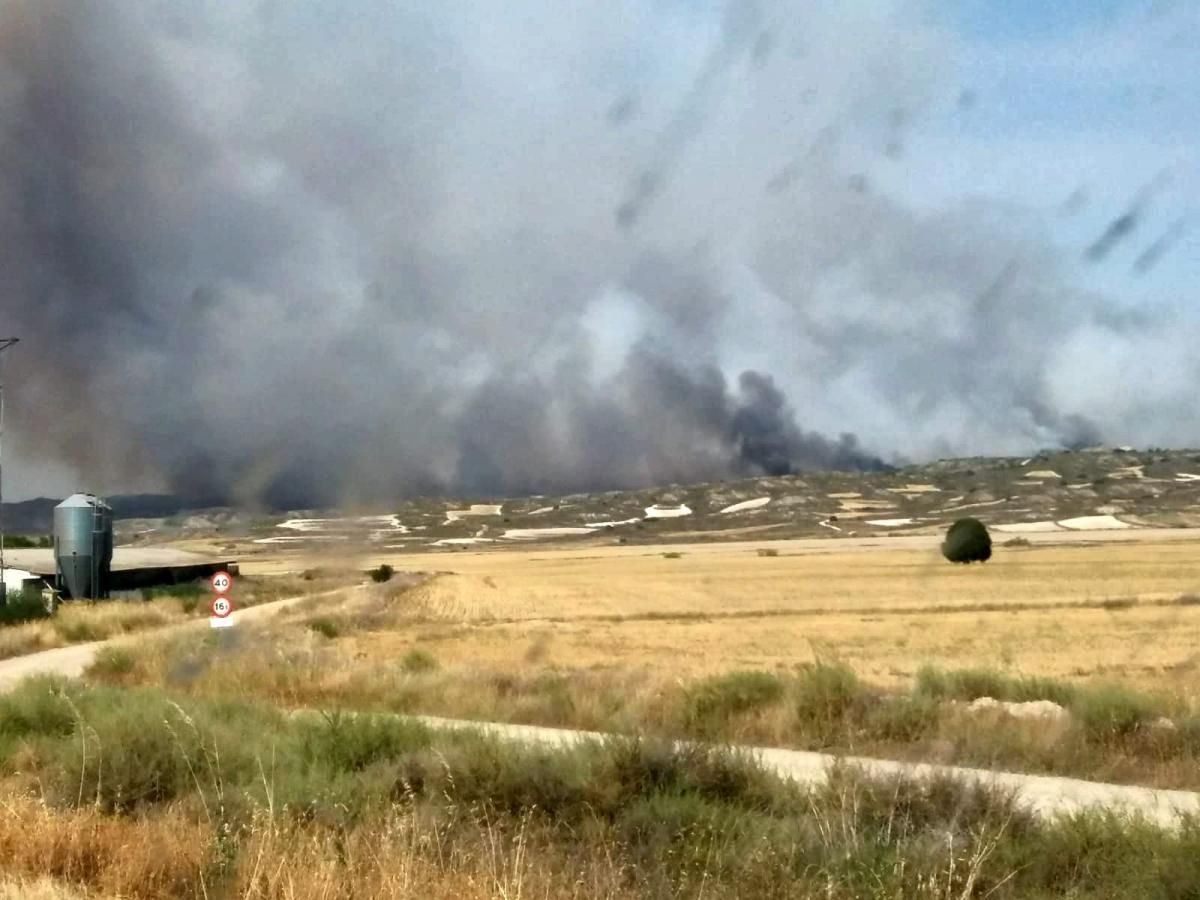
[{"xmin": 1, "ymin": 0, "xmax": 1196, "ymax": 504}]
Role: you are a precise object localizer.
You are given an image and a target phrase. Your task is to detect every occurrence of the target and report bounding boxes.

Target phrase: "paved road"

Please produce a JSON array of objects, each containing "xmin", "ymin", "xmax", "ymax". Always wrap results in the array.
[{"xmin": 2, "ymin": 584, "xmax": 1198, "ymax": 828}]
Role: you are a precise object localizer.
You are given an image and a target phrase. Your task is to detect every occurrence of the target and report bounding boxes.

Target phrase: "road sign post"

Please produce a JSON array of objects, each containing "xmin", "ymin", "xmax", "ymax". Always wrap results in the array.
[{"xmin": 209, "ymin": 571, "xmax": 235, "ymax": 628}]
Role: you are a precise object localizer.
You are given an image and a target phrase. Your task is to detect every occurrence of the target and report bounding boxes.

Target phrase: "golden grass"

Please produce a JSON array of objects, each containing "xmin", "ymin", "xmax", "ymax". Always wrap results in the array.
[
  {"xmin": 0, "ymin": 792, "xmax": 638, "ymax": 900},
  {"xmin": 0, "ymin": 602, "xmax": 176, "ymax": 661},
  {"xmin": 274, "ymin": 537, "xmax": 1200, "ymax": 697},
  {"xmin": 0, "ymin": 793, "xmax": 209, "ymax": 898},
  {"xmin": 379, "ymin": 538, "xmax": 1200, "ymax": 619},
  {"xmin": 0, "ymin": 878, "xmax": 97, "ymax": 900}
]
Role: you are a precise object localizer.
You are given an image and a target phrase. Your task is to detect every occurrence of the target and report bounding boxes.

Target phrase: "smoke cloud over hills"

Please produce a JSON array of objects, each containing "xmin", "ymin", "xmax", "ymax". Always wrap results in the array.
[{"xmin": 0, "ymin": 1, "xmax": 1195, "ymax": 507}]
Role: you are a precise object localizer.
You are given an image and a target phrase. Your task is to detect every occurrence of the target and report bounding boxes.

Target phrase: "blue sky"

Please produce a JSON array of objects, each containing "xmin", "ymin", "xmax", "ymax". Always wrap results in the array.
[
  {"xmin": 950, "ymin": 0, "xmax": 1131, "ymax": 41},
  {"xmin": 904, "ymin": 1, "xmax": 1196, "ymax": 309}
]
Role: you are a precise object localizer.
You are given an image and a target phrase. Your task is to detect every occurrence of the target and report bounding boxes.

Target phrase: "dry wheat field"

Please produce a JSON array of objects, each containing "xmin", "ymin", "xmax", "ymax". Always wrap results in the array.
[{"xmin": 238, "ymin": 535, "xmax": 1200, "ymax": 697}]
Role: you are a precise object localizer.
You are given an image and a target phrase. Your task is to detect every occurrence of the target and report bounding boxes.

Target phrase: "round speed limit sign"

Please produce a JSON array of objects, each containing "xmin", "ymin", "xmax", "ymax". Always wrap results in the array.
[
  {"xmin": 211, "ymin": 596, "xmax": 234, "ymax": 618},
  {"xmin": 211, "ymin": 571, "xmax": 233, "ymax": 594}
]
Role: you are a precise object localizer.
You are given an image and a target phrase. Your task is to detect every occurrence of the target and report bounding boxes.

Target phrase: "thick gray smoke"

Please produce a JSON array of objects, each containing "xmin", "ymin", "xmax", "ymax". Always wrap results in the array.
[{"xmin": 0, "ymin": 1, "xmax": 1193, "ymax": 507}]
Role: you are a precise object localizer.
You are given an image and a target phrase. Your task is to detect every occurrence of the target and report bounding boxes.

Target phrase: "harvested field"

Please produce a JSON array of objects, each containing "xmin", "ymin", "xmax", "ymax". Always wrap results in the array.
[{"xmin": 240, "ymin": 536, "xmax": 1200, "ymax": 695}]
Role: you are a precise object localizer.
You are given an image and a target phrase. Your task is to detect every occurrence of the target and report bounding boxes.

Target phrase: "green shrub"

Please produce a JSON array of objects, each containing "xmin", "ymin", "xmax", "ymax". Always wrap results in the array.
[
  {"xmin": 0, "ymin": 676, "xmax": 77, "ymax": 758},
  {"xmin": 913, "ymin": 665, "xmax": 1077, "ymax": 706},
  {"xmin": 53, "ymin": 618, "xmax": 105, "ymax": 643},
  {"xmin": 298, "ymin": 711, "xmax": 432, "ymax": 773},
  {"xmin": 683, "ymin": 670, "xmax": 785, "ymax": 732},
  {"xmin": 793, "ymin": 662, "xmax": 867, "ymax": 743},
  {"xmin": 1071, "ymin": 684, "xmax": 1166, "ymax": 742},
  {"xmin": 0, "ymin": 592, "xmax": 51, "ymax": 626},
  {"xmin": 369, "ymin": 564, "xmax": 394, "ymax": 584},
  {"xmin": 661, "ymin": 551, "xmax": 683, "ymax": 559},
  {"xmin": 140, "ymin": 581, "xmax": 205, "ymax": 613},
  {"xmin": 756, "ymin": 547, "xmax": 780, "ymax": 557},
  {"xmin": 0, "ymin": 534, "xmax": 50, "ymax": 549},
  {"xmin": 868, "ymin": 693, "xmax": 941, "ymax": 742},
  {"xmin": 307, "ymin": 616, "xmax": 342, "ymax": 639},
  {"xmin": 89, "ymin": 646, "xmax": 137, "ymax": 680},
  {"xmin": 400, "ymin": 648, "xmax": 438, "ymax": 673},
  {"xmin": 941, "ymin": 517, "xmax": 992, "ymax": 563}
]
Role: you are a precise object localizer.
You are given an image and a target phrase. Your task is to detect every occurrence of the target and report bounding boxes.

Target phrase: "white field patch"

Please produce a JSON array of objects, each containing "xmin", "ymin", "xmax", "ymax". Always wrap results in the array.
[
  {"xmin": 444, "ymin": 504, "xmax": 503, "ymax": 523},
  {"xmin": 886, "ymin": 484, "xmax": 941, "ymax": 494},
  {"xmin": 1057, "ymin": 515, "xmax": 1132, "ymax": 530},
  {"xmin": 993, "ymin": 521, "xmax": 1063, "ymax": 533},
  {"xmin": 826, "ymin": 492, "xmax": 861, "ymax": 499},
  {"xmin": 586, "ymin": 518, "xmax": 642, "ymax": 528},
  {"xmin": 277, "ymin": 515, "xmax": 407, "ymax": 534},
  {"xmin": 1023, "ymin": 470, "xmax": 1060, "ymax": 479},
  {"xmin": 1111, "ymin": 466, "xmax": 1145, "ymax": 479},
  {"xmin": 720, "ymin": 497, "xmax": 771, "ymax": 514},
  {"xmin": 644, "ymin": 504, "xmax": 692, "ymax": 519},
  {"xmin": 433, "ymin": 537, "xmax": 497, "ymax": 546},
  {"xmin": 865, "ymin": 518, "xmax": 914, "ymax": 527},
  {"xmin": 528, "ymin": 506, "xmax": 556, "ymax": 515},
  {"xmin": 932, "ymin": 498, "xmax": 1009, "ymax": 514},
  {"xmin": 277, "ymin": 518, "xmax": 328, "ymax": 532},
  {"xmin": 838, "ymin": 499, "xmax": 896, "ymax": 512},
  {"xmin": 501, "ymin": 527, "xmax": 597, "ymax": 540},
  {"xmin": 253, "ymin": 535, "xmax": 351, "ymax": 544},
  {"xmin": 1176, "ymin": 473, "xmax": 1200, "ymax": 482},
  {"xmin": 817, "ymin": 518, "xmax": 842, "ymax": 532}
]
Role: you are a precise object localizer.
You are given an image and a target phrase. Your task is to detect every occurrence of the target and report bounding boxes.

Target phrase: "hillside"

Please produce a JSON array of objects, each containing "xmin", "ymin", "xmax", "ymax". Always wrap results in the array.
[{"xmin": 107, "ymin": 446, "xmax": 1200, "ymax": 553}]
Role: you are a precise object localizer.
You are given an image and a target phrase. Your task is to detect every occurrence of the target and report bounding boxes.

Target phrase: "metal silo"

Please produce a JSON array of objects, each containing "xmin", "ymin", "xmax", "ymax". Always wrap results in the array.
[{"xmin": 54, "ymin": 494, "xmax": 113, "ymax": 600}]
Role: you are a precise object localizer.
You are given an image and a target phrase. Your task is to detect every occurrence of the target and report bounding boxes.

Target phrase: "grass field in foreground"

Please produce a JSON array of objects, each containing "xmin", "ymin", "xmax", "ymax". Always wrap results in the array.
[
  {"xmin": 83, "ymin": 572, "xmax": 1200, "ymax": 791},
  {"xmin": 4, "ymin": 678, "xmax": 1200, "ymax": 899}
]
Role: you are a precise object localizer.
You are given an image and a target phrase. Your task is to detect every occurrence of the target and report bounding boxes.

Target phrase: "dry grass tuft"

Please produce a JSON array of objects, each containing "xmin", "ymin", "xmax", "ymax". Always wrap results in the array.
[{"xmin": 0, "ymin": 794, "xmax": 210, "ymax": 898}]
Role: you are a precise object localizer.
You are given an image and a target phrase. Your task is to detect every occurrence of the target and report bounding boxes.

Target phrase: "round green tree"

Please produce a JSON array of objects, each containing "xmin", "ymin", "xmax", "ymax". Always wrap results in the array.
[{"xmin": 942, "ymin": 517, "xmax": 992, "ymax": 564}]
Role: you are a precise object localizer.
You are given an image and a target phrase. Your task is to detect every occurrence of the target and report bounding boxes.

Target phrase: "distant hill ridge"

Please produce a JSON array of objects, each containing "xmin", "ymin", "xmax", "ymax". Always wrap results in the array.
[{"xmin": 0, "ymin": 494, "xmax": 192, "ymax": 534}]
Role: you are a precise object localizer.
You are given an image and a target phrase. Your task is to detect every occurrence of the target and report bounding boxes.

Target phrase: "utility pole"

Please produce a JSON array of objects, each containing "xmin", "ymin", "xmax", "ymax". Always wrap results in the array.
[{"xmin": 0, "ymin": 337, "xmax": 18, "ymax": 602}]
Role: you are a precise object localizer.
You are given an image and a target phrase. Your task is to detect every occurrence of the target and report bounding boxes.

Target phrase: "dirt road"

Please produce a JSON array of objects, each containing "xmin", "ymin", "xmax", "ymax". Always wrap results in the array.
[
  {"xmin": 410, "ymin": 715, "xmax": 1200, "ymax": 828},
  {"xmin": 0, "ymin": 586, "xmax": 334, "ymax": 693}
]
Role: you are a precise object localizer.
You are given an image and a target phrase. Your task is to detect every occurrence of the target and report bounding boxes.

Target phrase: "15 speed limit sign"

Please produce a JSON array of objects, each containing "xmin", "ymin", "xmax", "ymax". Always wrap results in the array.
[{"xmin": 211, "ymin": 571, "xmax": 233, "ymax": 594}]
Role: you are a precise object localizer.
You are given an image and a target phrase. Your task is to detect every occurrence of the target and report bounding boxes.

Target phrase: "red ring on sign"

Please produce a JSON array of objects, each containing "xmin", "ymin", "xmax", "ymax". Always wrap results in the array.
[
  {"xmin": 210, "ymin": 571, "xmax": 234, "ymax": 594},
  {"xmin": 210, "ymin": 595, "xmax": 234, "ymax": 618}
]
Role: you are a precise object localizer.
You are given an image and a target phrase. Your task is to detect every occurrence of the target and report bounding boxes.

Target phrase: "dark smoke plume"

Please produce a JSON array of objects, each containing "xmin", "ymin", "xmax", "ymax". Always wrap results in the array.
[{"xmin": 1, "ymin": 1, "xmax": 1187, "ymax": 508}]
